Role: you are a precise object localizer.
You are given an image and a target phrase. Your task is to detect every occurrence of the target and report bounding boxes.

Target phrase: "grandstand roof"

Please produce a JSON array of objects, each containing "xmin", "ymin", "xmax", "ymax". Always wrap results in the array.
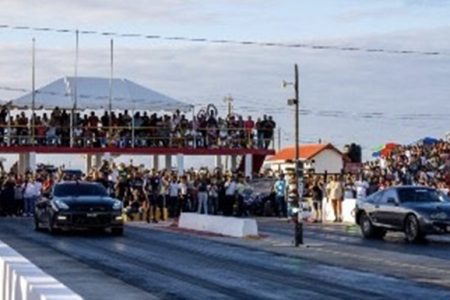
[{"xmin": 11, "ymin": 76, "xmax": 193, "ymax": 112}]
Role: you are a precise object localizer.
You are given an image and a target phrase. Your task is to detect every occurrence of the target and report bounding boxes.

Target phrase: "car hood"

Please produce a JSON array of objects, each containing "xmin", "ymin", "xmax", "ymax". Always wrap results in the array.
[
  {"xmin": 403, "ymin": 202, "xmax": 450, "ymax": 214},
  {"xmin": 54, "ymin": 196, "xmax": 117, "ymax": 210}
]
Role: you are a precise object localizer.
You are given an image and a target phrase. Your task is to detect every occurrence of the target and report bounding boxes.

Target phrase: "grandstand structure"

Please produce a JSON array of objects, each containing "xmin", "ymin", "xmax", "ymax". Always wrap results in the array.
[{"xmin": 2, "ymin": 76, "xmax": 275, "ymax": 176}]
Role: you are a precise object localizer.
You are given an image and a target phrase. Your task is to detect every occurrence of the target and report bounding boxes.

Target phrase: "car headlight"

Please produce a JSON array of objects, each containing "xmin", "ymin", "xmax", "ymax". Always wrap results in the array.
[
  {"xmin": 112, "ymin": 200, "xmax": 123, "ymax": 211},
  {"xmin": 430, "ymin": 212, "xmax": 448, "ymax": 220},
  {"xmin": 52, "ymin": 199, "xmax": 69, "ymax": 211}
]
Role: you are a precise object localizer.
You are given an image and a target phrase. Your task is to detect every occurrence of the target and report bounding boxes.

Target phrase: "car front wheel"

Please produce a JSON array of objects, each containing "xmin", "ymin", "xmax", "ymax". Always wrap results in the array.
[
  {"xmin": 360, "ymin": 213, "xmax": 386, "ymax": 239},
  {"xmin": 48, "ymin": 216, "xmax": 61, "ymax": 235},
  {"xmin": 404, "ymin": 215, "xmax": 424, "ymax": 243}
]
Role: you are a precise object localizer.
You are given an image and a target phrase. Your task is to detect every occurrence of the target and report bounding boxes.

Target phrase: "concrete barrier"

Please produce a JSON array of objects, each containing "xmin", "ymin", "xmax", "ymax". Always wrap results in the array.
[
  {"xmin": 323, "ymin": 198, "xmax": 356, "ymax": 224},
  {"xmin": 0, "ymin": 240, "xmax": 82, "ymax": 300},
  {"xmin": 178, "ymin": 213, "xmax": 258, "ymax": 238}
]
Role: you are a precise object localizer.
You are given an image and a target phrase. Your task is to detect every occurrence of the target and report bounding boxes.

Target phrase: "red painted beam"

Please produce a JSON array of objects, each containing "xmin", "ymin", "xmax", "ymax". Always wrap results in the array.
[{"xmin": 0, "ymin": 146, "xmax": 275, "ymax": 156}]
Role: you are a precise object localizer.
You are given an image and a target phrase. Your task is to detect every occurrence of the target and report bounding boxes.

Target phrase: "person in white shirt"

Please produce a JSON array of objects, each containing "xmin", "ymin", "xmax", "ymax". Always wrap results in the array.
[
  {"xmin": 22, "ymin": 175, "xmax": 38, "ymax": 217},
  {"xmin": 178, "ymin": 176, "xmax": 189, "ymax": 212},
  {"xmin": 34, "ymin": 177, "xmax": 43, "ymax": 199},
  {"xmin": 326, "ymin": 175, "xmax": 343, "ymax": 222},
  {"xmin": 168, "ymin": 176, "xmax": 180, "ymax": 218},
  {"xmin": 224, "ymin": 176, "xmax": 237, "ymax": 216},
  {"xmin": 355, "ymin": 175, "xmax": 369, "ymax": 200}
]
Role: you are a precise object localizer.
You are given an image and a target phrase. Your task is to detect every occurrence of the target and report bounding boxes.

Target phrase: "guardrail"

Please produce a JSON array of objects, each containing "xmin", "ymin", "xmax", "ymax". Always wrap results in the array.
[
  {"xmin": 0, "ymin": 240, "xmax": 83, "ymax": 300},
  {"xmin": 0, "ymin": 124, "xmax": 276, "ymax": 150}
]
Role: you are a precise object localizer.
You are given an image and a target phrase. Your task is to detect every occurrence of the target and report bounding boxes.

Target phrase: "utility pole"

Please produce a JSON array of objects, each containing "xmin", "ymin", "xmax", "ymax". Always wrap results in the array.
[
  {"xmin": 294, "ymin": 64, "xmax": 299, "ymax": 185},
  {"xmin": 294, "ymin": 64, "xmax": 303, "ymax": 246},
  {"xmin": 277, "ymin": 127, "xmax": 281, "ymax": 151},
  {"xmin": 285, "ymin": 64, "xmax": 303, "ymax": 246},
  {"xmin": 223, "ymin": 95, "xmax": 233, "ymax": 170},
  {"xmin": 31, "ymin": 38, "xmax": 36, "ymax": 146}
]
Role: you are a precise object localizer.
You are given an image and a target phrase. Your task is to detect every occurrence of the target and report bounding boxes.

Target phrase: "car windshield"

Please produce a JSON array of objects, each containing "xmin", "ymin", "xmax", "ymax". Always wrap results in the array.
[
  {"xmin": 398, "ymin": 188, "xmax": 449, "ymax": 203},
  {"xmin": 53, "ymin": 183, "xmax": 107, "ymax": 197}
]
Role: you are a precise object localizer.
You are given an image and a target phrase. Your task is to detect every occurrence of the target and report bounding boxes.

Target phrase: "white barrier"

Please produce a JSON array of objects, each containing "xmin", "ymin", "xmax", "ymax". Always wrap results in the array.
[
  {"xmin": 322, "ymin": 198, "xmax": 356, "ymax": 224},
  {"xmin": 0, "ymin": 241, "xmax": 83, "ymax": 300},
  {"xmin": 178, "ymin": 213, "xmax": 258, "ymax": 238}
]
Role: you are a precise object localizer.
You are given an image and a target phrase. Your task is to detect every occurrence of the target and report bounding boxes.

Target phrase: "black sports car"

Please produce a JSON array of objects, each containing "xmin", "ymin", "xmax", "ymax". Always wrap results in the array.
[
  {"xmin": 35, "ymin": 181, "xmax": 124, "ymax": 235},
  {"xmin": 356, "ymin": 186, "xmax": 450, "ymax": 242}
]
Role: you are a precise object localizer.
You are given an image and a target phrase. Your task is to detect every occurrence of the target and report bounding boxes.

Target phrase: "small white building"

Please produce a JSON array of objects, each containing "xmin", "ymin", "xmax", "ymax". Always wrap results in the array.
[{"xmin": 263, "ymin": 143, "xmax": 343, "ymax": 174}]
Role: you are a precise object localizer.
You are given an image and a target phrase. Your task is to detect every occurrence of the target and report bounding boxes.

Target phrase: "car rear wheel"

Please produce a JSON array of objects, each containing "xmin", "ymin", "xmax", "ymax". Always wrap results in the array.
[
  {"xmin": 111, "ymin": 228, "xmax": 124, "ymax": 236},
  {"xmin": 404, "ymin": 215, "xmax": 424, "ymax": 243},
  {"xmin": 360, "ymin": 213, "xmax": 386, "ymax": 239}
]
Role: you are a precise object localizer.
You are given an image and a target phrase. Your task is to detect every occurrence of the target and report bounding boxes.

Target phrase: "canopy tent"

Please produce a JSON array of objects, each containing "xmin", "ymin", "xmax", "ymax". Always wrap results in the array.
[
  {"xmin": 421, "ymin": 137, "xmax": 439, "ymax": 145},
  {"xmin": 10, "ymin": 76, "xmax": 193, "ymax": 112},
  {"xmin": 372, "ymin": 142, "xmax": 399, "ymax": 158}
]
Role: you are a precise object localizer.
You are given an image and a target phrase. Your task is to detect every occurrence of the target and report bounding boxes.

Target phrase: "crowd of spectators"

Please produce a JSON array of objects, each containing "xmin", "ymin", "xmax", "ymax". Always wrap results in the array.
[
  {"xmin": 0, "ymin": 138, "xmax": 447, "ymax": 224},
  {"xmin": 0, "ymin": 106, "xmax": 276, "ymax": 149},
  {"xmin": 0, "ymin": 161, "xmax": 261, "ymax": 222},
  {"xmin": 302, "ymin": 139, "xmax": 450, "ymax": 222}
]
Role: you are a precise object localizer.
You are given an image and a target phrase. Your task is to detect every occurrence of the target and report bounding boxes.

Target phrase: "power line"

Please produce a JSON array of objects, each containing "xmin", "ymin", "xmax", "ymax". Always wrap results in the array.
[
  {"xmin": 0, "ymin": 23, "xmax": 446, "ymax": 58},
  {"xmin": 0, "ymin": 85, "xmax": 448, "ymax": 122}
]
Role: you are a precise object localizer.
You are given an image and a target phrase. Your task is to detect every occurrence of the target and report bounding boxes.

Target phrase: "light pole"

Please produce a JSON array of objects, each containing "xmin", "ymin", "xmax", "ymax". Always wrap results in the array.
[
  {"xmin": 223, "ymin": 95, "xmax": 234, "ymax": 116},
  {"xmin": 284, "ymin": 64, "xmax": 303, "ymax": 246},
  {"xmin": 31, "ymin": 38, "xmax": 36, "ymax": 146}
]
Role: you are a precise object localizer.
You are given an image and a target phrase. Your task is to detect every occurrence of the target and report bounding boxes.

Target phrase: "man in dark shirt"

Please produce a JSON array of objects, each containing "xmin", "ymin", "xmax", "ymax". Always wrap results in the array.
[
  {"xmin": 264, "ymin": 116, "xmax": 276, "ymax": 148},
  {"xmin": 101, "ymin": 112, "xmax": 110, "ymax": 134},
  {"xmin": 147, "ymin": 170, "xmax": 162, "ymax": 222}
]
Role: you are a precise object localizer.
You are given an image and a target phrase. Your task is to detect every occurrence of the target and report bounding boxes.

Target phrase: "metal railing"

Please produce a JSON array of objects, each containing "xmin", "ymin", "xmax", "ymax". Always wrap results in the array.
[{"xmin": 0, "ymin": 124, "xmax": 276, "ymax": 150}]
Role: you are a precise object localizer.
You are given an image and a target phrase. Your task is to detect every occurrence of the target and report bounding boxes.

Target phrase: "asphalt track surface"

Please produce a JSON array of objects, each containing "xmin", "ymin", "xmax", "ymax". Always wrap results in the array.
[{"xmin": 0, "ymin": 218, "xmax": 449, "ymax": 300}]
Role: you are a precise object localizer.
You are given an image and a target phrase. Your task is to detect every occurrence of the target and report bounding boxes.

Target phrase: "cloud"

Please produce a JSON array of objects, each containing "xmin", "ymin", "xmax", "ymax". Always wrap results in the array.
[
  {"xmin": 0, "ymin": 26, "xmax": 449, "ymax": 155},
  {"xmin": 335, "ymin": 6, "xmax": 407, "ymax": 23},
  {"xmin": 0, "ymin": 0, "xmax": 216, "ymax": 25},
  {"xmin": 335, "ymin": 0, "xmax": 450, "ymax": 24},
  {"xmin": 404, "ymin": 0, "xmax": 450, "ymax": 6},
  {"xmin": 0, "ymin": 0, "xmax": 279, "ymax": 27}
]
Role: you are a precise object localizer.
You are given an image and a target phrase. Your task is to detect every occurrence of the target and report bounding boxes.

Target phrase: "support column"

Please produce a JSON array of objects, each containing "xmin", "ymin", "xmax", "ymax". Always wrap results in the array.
[
  {"xmin": 176, "ymin": 154, "xmax": 184, "ymax": 176},
  {"xmin": 165, "ymin": 155, "xmax": 172, "ymax": 171},
  {"xmin": 18, "ymin": 153, "xmax": 25, "ymax": 175},
  {"xmin": 153, "ymin": 155, "xmax": 160, "ymax": 170},
  {"xmin": 22, "ymin": 153, "xmax": 30, "ymax": 174},
  {"xmin": 230, "ymin": 155, "xmax": 237, "ymax": 172},
  {"xmin": 85, "ymin": 154, "xmax": 93, "ymax": 173},
  {"xmin": 215, "ymin": 155, "xmax": 223, "ymax": 170},
  {"xmin": 29, "ymin": 152, "xmax": 36, "ymax": 172},
  {"xmin": 94, "ymin": 153, "xmax": 103, "ymax": 169},
  {"xmin": 244, "ymin": 154, "xmax": 253, "ymax": 179}
]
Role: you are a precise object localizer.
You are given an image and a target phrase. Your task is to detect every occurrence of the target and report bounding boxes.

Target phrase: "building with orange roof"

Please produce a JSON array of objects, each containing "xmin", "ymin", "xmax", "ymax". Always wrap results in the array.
[{"xmin": 263, "ymin": 143, "xmax": 343, "ymax": 174}]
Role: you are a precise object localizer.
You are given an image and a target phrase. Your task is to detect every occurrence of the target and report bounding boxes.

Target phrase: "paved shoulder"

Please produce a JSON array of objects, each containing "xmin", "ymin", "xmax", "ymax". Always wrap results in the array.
[{"xmin": 0, "ymin": 218, "xmax": 156, "ymax": 300}]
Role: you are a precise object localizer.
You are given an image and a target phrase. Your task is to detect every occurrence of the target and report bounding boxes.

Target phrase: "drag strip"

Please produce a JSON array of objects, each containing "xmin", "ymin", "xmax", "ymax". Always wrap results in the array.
[
  {"xmin": 260, "ymin": 223, "xmax": 450, "ymax": 261},
  {"xmin": 257, "ymin": 220, "xmax": 450, "ymax": 288},
  {"xmin": 0, "ymin": 218, "xmax": 449, "ymax": 300}
]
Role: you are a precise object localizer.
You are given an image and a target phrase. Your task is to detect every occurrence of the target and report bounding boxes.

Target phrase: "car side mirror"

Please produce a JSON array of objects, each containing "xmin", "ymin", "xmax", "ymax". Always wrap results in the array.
[{"xmin": 387, "ymin": 198, "xmax": 398, "ymax": 206}]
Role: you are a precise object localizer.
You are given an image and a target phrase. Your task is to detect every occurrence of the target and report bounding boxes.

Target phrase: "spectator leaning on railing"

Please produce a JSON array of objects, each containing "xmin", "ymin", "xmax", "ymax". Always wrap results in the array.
[{"xmin": 0, "ymin": 105, "xmax": 276, "ymax": 150}]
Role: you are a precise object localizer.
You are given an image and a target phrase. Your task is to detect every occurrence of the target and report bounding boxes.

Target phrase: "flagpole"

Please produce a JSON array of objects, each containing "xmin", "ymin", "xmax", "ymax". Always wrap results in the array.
[
  {"xmin": 108, "ymin": 39, "xmax": 113, "ymax": 146},
  {"xmin": 70, "ymin": 29, "xmax": 79, "ymax": 147},
  {"xmin": 31, "ymin": 38, "xmax": 36, "ymax": 146}
]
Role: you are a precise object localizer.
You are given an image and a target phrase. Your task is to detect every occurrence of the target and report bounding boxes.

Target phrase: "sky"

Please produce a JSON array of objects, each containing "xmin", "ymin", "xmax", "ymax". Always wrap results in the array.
[{"xmin": 0, "ymin": 0, "xmax": 449, "ymax": 169}]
